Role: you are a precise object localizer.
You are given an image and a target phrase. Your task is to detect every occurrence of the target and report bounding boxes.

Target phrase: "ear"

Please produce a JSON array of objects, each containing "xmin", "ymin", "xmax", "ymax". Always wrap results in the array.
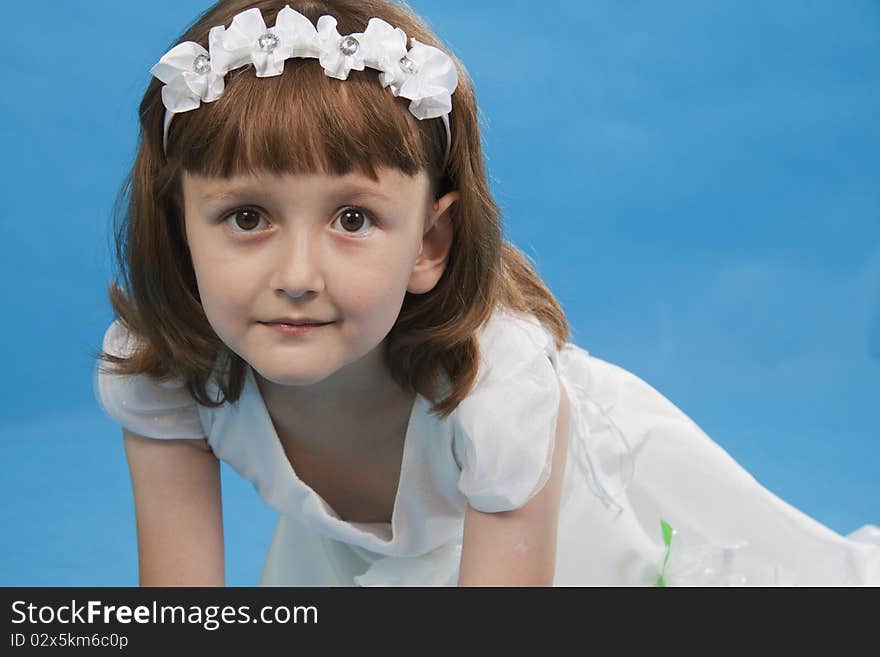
[{"xmin": 407, "ymin": 190, "xmax": 459, "ymax": 295}]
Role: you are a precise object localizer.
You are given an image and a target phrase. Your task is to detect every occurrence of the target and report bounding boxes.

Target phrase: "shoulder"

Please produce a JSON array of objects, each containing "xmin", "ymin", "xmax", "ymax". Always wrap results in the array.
[
  {"xmin": 476, "ymin": 307, "xmax": 555, "ymax": 350},
  {"xmin": 94, "ymin": 320, "xmax": 207, "ymax": 441},
  {"xmin": 471, "ymin": 307, "xmax": 558, "ymax": 383}
]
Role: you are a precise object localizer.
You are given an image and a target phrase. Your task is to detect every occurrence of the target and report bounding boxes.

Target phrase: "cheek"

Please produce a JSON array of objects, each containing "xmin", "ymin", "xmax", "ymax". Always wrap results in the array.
[
  {"xmin": 189, "ymin": 243, "xmax": 255, "ymax": 326},
  {"xmin": 334, "ymin": 247, "xmax": 414, "ymax": 316}
]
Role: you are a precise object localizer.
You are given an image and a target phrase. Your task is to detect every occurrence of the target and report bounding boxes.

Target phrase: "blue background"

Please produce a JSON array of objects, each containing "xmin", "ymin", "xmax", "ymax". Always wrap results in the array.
[{"xmin": 1, "ymin": 1, "xmax": 877, "ymax": 585}]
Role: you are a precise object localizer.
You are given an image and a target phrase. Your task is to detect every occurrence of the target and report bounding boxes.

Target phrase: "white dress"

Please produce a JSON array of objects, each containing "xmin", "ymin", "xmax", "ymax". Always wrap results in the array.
[{"xmin": 94, "ymin": 308, "xmax": 880, "ymax": 586}]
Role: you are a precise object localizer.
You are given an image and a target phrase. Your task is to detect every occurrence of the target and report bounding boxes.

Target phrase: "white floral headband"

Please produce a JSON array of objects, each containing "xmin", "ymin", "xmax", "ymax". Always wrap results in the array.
[{"xmin": 150, "ymin": 5, "xmax": 458, "ymax": 166}]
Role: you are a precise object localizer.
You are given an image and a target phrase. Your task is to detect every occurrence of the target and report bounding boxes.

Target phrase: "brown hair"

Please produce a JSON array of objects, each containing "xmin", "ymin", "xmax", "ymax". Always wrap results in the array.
[{"xmin": 97, "ymin": 0, "xmax": 570, "ymax": 419}]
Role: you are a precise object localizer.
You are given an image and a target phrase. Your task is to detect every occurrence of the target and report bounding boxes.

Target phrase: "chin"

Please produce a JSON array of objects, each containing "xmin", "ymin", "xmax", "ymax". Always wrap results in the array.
[{"xmin": 252, "ymin": 361, "xmax": 335, "ymax": 387}]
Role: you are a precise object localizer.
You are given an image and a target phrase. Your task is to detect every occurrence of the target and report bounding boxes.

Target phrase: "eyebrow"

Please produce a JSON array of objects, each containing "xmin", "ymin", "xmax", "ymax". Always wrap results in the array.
[{"xmin": 198, "ymin": 181, "xmax": 393, "ymax": 204}]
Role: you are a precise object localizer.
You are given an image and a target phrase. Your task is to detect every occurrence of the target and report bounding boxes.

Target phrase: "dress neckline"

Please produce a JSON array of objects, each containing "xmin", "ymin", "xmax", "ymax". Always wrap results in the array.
[{"xmin": 244, "ymin": 365, "xmax": 422, "ymax": 545}]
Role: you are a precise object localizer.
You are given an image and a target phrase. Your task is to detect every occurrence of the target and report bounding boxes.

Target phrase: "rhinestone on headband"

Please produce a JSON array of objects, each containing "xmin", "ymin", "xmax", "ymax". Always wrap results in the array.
[
  {"xmin": 399, "ymin": 56, "xmax": 418, "ymax": 75},
  {"xmin": 257, "ymin": 32, "xmax": 280, "ymax": 52},
  {"xmin": 339, "ymin": 36, "xmax": 359, "ymax": 56},
  {"xmin": 193, "ymin": 54, "xmax": 211, "ymax": 74},
  {"xmin": 150, "ymin": 5, "xmax": 459, "ymax": 166}
]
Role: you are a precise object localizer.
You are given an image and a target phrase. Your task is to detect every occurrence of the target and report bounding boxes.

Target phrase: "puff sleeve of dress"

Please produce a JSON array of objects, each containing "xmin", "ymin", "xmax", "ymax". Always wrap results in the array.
[
  {"xmin": 451, "ymin": 310, "xmax": 562, "ymax": 513},
  {"xmin": 93, "ymin": 320, "xmax": 206, "ymax": 440}
]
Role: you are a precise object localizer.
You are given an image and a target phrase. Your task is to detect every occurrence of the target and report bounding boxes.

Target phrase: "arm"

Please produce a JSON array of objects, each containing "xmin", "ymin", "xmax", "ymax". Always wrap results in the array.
[
  {"xmin": 122, "ymin": 429, "xmax": 225, "ymax": 586},
  {"xmin": 457, "ymin": 375, "xmax": 570, "ymax": 586}
]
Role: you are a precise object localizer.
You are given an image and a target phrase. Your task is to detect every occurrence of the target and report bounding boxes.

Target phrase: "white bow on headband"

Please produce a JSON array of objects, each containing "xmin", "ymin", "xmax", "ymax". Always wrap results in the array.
[{"xmin": 150, "ymin": 5, "xmax": 459, "ymax": 162}]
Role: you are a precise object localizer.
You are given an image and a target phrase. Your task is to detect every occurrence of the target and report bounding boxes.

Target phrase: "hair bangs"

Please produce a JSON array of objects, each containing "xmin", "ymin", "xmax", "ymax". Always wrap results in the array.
[{"xmin": 168, "ymin": 56, "xmax": 441, "ymax": 182}]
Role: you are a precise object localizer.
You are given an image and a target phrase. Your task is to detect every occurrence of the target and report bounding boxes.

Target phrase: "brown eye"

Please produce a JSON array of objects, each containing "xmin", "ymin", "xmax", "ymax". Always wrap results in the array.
[
  {"xmin": 225, "ymin": 208, "xmax": 264, "ymax": 232},
  {"xmin": 335, "ymin": 207, "xmax": 375, "ymax": 234}
]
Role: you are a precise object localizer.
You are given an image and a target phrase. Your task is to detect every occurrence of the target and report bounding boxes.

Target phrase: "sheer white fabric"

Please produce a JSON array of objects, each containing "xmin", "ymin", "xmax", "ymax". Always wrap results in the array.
[
  {"xmin": 94, "ymin": 320, "xmax": 205, "ymax": 440},
  {"xmin": 452, "ymin": 311, "xmax": 561, "ymax": 512}
]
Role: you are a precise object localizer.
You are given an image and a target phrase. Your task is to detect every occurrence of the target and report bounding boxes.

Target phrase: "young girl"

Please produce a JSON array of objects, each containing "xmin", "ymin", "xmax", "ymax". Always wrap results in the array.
[{"xmin": 94, "ymin": 0, "xmax": 879, "ymax": 586}]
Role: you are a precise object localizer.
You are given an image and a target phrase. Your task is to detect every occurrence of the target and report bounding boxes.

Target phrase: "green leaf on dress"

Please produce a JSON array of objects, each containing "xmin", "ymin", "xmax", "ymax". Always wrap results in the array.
[{"xmin": 656, "ymin": 519, "xmax": 676, "ymax": 587}]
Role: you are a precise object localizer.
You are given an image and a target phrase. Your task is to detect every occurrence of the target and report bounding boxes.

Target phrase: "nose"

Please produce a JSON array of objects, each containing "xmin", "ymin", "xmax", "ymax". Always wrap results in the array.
[{"xmin": 269, "ymin": 227, "xmax": 326, "ymax": 299}]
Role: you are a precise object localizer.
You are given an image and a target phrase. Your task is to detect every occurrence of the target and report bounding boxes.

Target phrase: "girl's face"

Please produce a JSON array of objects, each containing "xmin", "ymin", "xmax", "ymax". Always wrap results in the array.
[{"xmin": 182, "ymin": 167, "xmax": 457, "ymax": 392}]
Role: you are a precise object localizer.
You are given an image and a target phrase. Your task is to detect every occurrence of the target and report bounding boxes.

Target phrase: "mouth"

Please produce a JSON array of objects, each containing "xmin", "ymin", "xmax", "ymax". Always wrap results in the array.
[
  {"xmin": 259, "ymin": 319, "xmax": 336, "ymax": 327},
  {"xmin": 262, "ymin": 321, "xmax": 333, "ymax": 327},
  {"xmin": 259, "ymin": 320, "xmax": 336, "ymax": 334}
]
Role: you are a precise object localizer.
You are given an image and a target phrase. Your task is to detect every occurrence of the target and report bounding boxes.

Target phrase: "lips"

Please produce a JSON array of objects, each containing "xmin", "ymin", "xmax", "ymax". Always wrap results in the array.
[
  {"xmin": 262, "ymin": 319, "xmax": 333, "ymax": 326},
  {"xmin": 261, "ymin": 320, "xmax": 334, "ymax": 336},
  {"xmin": 267, "ymin": 322, "xmax": 329, "ymax": 326}
]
